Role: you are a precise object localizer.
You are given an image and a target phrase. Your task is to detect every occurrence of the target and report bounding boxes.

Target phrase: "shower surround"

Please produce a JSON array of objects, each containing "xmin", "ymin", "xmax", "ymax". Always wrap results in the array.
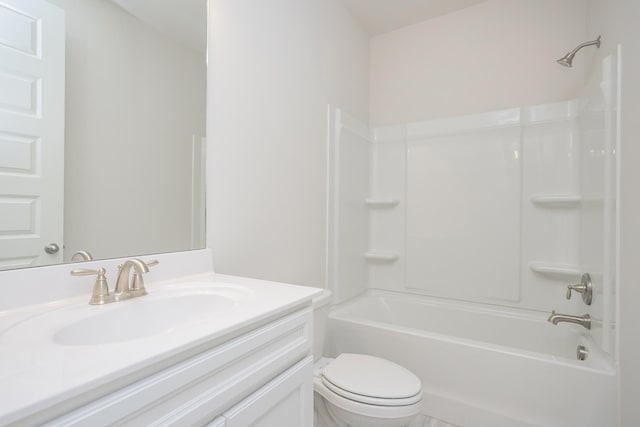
[{"xmin": 326, "ymin": 51, "xmax": 619, "ymax": 426}]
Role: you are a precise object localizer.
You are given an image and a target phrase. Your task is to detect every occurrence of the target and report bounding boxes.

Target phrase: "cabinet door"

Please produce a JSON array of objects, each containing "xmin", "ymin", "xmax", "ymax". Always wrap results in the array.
[{"xmin": 223, "ymin": 356, "xmax": 313, "ymax": 427}]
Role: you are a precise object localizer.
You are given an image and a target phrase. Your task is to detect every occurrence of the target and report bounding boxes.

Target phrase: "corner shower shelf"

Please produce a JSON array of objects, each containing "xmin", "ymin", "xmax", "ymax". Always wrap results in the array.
[
  {"xmin": 365, "ymin": 198, "xmax": 400, "ymax": 208},
  {"xmin": 364, "ymin": 251, "xmax": 399, "ymax": 262},
  {"xmin": 530, "ymin": 195, "xmax": 582, "ymax": 206},
  {"xmin": 529, "ymin": 262, "xmax": 582, "ymax": 278}
]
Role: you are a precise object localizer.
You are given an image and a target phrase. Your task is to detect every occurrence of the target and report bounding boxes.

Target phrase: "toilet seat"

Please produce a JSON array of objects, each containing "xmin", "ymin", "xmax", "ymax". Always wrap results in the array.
[
  {"xmin": 314, "ymin": 377, "xmax": 422, "ymax": 420},
  {"xmin": 321, "ymin": 378, "xmax": 422, "ymax": 406},
  {"xmin": 319, "ymin": 353, "xmax": 423, "ymax": 406}
]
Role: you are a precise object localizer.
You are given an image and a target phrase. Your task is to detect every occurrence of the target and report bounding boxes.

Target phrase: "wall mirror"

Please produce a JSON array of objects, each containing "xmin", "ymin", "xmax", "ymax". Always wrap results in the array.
[{"xmin": 0, "ymin": 0, "xmax": 207, "ymax": 271}]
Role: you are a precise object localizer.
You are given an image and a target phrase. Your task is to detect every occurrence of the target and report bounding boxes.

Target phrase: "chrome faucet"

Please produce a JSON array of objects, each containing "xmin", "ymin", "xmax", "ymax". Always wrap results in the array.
[
  {"xmin": 71, "ymin": 258, "xmax": 158, "ymax": 305},
  {"xmin": 114, "ymin": 258, "xmax": 150, "ymax": 300},
  {"xmin": 548, "ymin": 310, "xmax": 591, "ymax": 330},
  {"xmin": 71, "ymin": 250, "xmax": 94, "ymax": 262}
]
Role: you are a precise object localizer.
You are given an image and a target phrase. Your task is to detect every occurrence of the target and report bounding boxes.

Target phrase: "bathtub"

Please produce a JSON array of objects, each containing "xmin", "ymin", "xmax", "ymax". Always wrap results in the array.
[{"xmin": 325, "ymin": 290, "xmax": 617, "ymax": 427}]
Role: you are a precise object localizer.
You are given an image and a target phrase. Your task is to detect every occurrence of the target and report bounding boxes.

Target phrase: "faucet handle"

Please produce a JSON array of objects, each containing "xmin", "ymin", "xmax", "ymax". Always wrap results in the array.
[
  {"xmin": 566, "ymin": 286, "xmax": 582, "ymax": 299},
  {"xmin": 70, "ymin": 267, "xmax": 101, "ymax": 276},
  {"xmin": 142, "ymin": 259, "xmax": 159, "ymax": 268},
  {"xmin": 131, "ymin": 259, "xmax": 159, "ymax": 294},
  {"xmin": 566, "ymin": 273, "xmax": 592, "ymax": 305},
  {"xmin": 71, "ymin": 267, "xmax": 111, "ymax": 305}
]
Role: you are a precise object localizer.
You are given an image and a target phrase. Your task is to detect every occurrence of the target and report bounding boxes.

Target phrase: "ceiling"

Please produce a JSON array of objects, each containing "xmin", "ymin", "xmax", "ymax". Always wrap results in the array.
[
  {"xmin": 341, "ymin": 0, "xmax": 488, "ymax": 36},
  {"xmin": 108, "ymin": 0, "xmax": 487, "ymax": 52},
  {"xmin": 110, "ymin": 0, "xmax": 206, "ymax": 54}
]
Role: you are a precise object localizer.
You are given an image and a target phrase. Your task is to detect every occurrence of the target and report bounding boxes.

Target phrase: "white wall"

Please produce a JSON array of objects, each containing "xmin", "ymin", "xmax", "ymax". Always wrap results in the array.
[
  {"xmin": 369, "ymin": 0, "xmax": 587, "ymax": 126},
  {"xmin": 585, "ymin": 2, "xmax": 640, "ymax": 425},
  {"xmin": 51, "ymin": 0, "xmax": 206, "ymax": 260},
  {"xmin": 207, "ymin": 0, "xmax": 369, "ymax": 287}
]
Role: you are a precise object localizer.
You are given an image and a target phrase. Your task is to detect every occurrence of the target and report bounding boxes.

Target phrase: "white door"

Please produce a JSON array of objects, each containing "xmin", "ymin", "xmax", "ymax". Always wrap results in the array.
[{"xmin": 0, "ymin": 0, "xmax": 65, "ymax": 269}]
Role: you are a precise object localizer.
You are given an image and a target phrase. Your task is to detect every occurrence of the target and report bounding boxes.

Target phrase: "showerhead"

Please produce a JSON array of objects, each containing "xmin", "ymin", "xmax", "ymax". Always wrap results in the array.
[
  {"xmin": 556, "ymin": 35, "xmax": 601, "ymax": 68},
  {"xmin": 556, "ymin": 53, "xmax": 575, "ymax": 68}
]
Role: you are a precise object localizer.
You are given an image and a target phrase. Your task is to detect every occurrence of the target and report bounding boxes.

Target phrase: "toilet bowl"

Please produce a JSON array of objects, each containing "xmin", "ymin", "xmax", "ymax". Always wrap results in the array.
[{"xmin": 313, "ymin": 353, "xmax": 423, "ymax": 427}]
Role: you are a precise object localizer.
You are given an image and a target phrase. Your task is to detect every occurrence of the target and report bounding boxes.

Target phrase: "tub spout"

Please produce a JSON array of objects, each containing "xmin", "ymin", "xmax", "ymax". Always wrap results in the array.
[{"xmin": 547, "ymin": 310, "xmax": 591, "ymax": 330}]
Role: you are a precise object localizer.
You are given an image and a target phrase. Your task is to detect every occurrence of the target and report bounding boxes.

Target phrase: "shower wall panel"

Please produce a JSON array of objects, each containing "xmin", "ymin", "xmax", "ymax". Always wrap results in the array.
[
  {"xmin": 328, "ymin": 109, "xmax": 371, "ymax": 304},
  {"xmin": 368, "ymin": 101, "xmax": 591, "ymax": 313},
  {"xmin": 368, "ymin": 126, "xmax": 406, "ymax": 292},
  {"xmin": 405, "ymin": 125, "xmax": 521, "ymax": 302},
  {"xmin": 577, "ymin": 52, "xmax": 618, "ymax": 354},
  {"xmin": 520, "ymin": 113, "xmax": 582, "ymax": 310}
]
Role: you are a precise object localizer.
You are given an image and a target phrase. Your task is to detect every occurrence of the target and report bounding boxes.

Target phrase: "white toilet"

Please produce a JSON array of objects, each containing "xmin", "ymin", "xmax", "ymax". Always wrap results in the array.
[
  {"xmin": 314, "ymin": 353, "xmax": 423, "ymax": 427},
  {"xmin": 312, "ymin": 292, "xmax": 423, "ymax": 427}
]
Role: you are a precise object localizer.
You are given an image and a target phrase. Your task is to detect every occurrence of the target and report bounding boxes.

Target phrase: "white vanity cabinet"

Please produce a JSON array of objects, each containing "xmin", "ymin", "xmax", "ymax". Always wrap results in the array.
[
  {"xmin": 37, "ymin": 306, "xmax": 313, "ymax": 427},
  {"xmin": 221, "ymin": 356, "xmax": 312, "ymax": 427}
]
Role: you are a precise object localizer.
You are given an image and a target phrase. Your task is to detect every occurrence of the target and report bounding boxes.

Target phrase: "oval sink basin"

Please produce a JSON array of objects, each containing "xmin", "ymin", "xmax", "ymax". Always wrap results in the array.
[
  {"xmin": 52, "ymin": 294, "xmax": 234, "ymax": 346},
  {"xmin": 0, "ymin": 282, "xmax": 253, "ymax": 348},
  {"xmin": 46, "ymin": 284, "xmax": 253, "ymax": 346}
]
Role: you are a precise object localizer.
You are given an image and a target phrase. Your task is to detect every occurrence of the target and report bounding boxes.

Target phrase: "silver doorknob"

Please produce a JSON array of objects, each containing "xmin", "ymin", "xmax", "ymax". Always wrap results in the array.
[{"xmin": 44, "ymin": 243, "xmax": 60, "ymax": 254}]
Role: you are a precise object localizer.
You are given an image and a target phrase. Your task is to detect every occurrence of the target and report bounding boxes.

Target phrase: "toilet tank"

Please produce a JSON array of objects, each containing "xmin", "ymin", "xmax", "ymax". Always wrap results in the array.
[{"xmin": 312, "ymin": 290, "xmax": 333, "ymax": 361}]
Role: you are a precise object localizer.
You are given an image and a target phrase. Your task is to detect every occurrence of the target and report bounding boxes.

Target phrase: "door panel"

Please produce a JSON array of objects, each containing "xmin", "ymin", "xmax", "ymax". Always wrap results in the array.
[{"xmin": 0, "ymin": 0, "xmax": 65, "ymax": 269}]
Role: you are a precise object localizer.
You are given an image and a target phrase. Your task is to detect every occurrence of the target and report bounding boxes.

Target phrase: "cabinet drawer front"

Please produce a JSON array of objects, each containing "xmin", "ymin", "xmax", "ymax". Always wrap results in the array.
[
  {"xmin": 48, "ymin": 307, "xmax": 312, "ymax": 427},
  {"xmin": 205, "ymin": 417, "xmax": 226, "ymax": 427},
  {"xmin": 223, "ymin": 356, "xmax": 313, "ymax": 427}
]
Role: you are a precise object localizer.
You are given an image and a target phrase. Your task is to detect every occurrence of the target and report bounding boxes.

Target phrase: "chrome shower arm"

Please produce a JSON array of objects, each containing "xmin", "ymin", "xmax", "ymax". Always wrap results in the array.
[
  {"xmin": 568, "ymin": 35, "xmax": 601, "ymax": 56},
  {"xmin": 557, "ymin": 35, "xmax": 601, "ymax": 67}
]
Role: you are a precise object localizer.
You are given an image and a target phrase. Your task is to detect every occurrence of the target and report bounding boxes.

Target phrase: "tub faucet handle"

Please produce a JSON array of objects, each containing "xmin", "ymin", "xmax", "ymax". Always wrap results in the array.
[
  {"xmin": 566, "ymin": 273, "xmax": 592, "ymax": 305},
  {"xmin": 565, "ymin": 287, "xmax": 579, "ymax": 299}
]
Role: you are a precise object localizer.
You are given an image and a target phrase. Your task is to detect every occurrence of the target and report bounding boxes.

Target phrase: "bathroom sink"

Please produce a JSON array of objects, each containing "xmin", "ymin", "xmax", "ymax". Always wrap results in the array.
[
  {"xmin": 53, "ymin": 293, "xmax": 237, "ymax": 346},
  {"xmin": 51, "ymin": 283, "xmax": 252, "ymax": 346},
  {"xmin": 1, "ymin": 282, "xmax": 253, "ymax": 347}
]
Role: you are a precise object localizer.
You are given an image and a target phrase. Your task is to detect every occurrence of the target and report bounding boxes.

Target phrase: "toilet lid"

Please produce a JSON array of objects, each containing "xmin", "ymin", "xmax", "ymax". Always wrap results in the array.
[{"xmin": 321, "ymin": 354, "xmax": 422, "ymax": 405}]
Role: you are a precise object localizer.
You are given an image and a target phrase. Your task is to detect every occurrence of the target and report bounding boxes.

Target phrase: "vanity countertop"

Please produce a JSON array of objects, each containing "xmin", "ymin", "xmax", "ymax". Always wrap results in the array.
[{"xmin": 0, "ymin": 272, "xmax": 322, "ymax": 425}]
